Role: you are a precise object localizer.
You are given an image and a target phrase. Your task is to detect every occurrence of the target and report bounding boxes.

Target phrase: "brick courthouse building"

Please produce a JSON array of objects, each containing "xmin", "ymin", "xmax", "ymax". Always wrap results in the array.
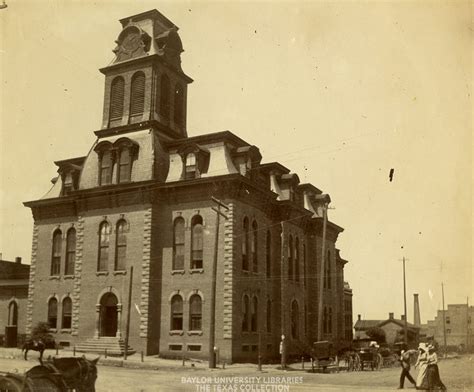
[{"xmin": 24, "ymin": 9, "xmax": 352, "ymax": 362}]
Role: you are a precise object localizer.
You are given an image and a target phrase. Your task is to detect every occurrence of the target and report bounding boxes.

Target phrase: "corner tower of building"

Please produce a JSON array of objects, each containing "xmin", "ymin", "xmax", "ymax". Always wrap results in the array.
[{"xmin": 99, "ymin": 9, "xmax": 193, "ymax": 139}]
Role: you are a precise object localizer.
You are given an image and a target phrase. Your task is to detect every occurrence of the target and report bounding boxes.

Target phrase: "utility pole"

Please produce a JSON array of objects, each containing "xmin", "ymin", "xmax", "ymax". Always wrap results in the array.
[
  {"xmin": 441, "ymin": 283, "xmax": 447, "ymax": 358},
  {"xmin": 402, "ymin": 257, "xmax": 408, "ymax": 345},
  {"xmin": 209, "ymin": 197, "xmax": 229, "ymax": 368},
  {"xmin": 317, "ymin": 200, "xmax": 329, "ymax": 341},
  {"xmin": 124, "ymin": 266, "xmax": 133, "ymax": 360}
]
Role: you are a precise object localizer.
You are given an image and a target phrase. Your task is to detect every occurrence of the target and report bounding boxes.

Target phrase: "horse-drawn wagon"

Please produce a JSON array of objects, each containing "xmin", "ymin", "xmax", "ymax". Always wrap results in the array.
[
  {"xmin": 358, "ymin": 347, "xmax": 382, "ymax": 371},
  {"xmin": 0, "ymin": 356, "xmax": 99, "ymax": 392},
  {"xmin": 310, "ymin": 341, "xmax": 339, "ymax": 373}
]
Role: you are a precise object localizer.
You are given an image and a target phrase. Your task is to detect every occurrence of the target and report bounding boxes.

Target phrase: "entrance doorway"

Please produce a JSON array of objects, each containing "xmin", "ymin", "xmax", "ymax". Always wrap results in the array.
[{"xmin": 99, "ymin": 293, "xmax": 118, "ymax": 337}]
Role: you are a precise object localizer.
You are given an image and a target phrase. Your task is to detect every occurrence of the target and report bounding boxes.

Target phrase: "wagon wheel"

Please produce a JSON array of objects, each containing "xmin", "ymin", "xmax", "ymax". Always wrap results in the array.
[{"xmin": 354, "ymin": 353, "xmax": 361, "ymax": 371}]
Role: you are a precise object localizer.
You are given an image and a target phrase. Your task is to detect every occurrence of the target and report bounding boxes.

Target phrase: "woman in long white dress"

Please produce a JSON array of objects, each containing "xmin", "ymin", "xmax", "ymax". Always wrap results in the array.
[{"xmin": 415, "ymin": 343, "xmax": 429, "ymax": 389}]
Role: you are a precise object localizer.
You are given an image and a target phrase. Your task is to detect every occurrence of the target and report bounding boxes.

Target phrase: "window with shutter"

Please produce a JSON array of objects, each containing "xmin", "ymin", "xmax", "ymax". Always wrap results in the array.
[
  {"xmin": 160, "ymin": 74, "xmax": 171, "ymax": 118},
  {"xmin": 65, "ymin": 228, "xmax": 76, "ymax": 276},
  {"xmin": 115, "ymin": 220, "xmax": 127, "ymax": 271},
  {"xmin": 191, "ymin": 215, "xmax": 203, "ymax": 269},
  {"xmin": 48, "ymin": 298, "xmax": 58, "ymax": 329},
  {"xmin": 130, "ymin": 72, "xmax": 145, "ymax": 116},
  {"xmin": 51, "ymin": 230, "xmax": 62, "ymax": 276},
  {"xmin": 62, "ymin": 297, "xmax": 72, "ymax": 329},
  {"xmin": 174, "ymin": 83, "xmax": 184, "ymax": 125},
  {"xmin": 110, "ymin": 77, "xmax": 125, "ymax": 120},
  {"xmin": 173, "ymin": 217, "xmax": 185, "ymax": 270}
]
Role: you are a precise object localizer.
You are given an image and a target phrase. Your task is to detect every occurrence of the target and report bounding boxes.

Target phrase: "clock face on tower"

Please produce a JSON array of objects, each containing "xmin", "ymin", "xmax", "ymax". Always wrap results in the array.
[{"xmin": 113, "ymin": 25, "xmax": 151, "ymax": 63}]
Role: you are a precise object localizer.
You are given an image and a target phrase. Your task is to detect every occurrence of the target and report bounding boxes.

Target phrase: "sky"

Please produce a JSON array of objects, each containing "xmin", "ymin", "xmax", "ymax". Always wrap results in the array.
[{"xmin": 0, "ymin": 0, "xmax": 472, "ymax": 325}]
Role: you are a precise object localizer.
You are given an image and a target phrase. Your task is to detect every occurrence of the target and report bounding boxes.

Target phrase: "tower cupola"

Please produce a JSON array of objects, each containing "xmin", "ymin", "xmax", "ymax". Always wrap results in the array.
[{"xmin": 99, "ymin": 9, "xmax": 193, "ymax": 139}]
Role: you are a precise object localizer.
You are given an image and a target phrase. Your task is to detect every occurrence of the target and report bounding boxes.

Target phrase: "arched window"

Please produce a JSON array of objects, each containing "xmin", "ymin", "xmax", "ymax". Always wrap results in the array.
[
  {"xmin": 51, "ymin": 230, "xmax": 62, "ymax": 276},
  {"xmin": 174, "ymin": 83, "xmax": 184, "ymax": 125},
  {"xmin": 117, "ymin": 148, "xmax": 132, "ymax": 183},
  {"xmin": 48, "ymin": 298, "xmax": 58, "ymax": 329},
  {"xmin": 266, "ymin": 300, "xmax": 271, "ymax": 333},
  {"xmin": 65, "ymin": 228, "xmax": 76, "ymax": 276},
  {"xmin": 266, "ymin": 231, "xmax": 271, "ymax": 278},
  {"xmin": 189, "ymin": 295, "xmax": 202, "ymax": 331},
  {"xmin": 242, "ymin": 217, "xmax": 249, "ymax": 271},
  {"xmin": 291, "ymin": 300, "xmax": 299, "ymax": 339},
  {"xmin": 295, "ymin": 237, "xmax": 300, "ymax": 282},
  {"xmin": 130, "ymin": 72, "xmax": 145, "ymax": 116},
  {"xmin": 288, "ymin": 235, "xmax": 293, "ymax": 280},
  {"xmin": 109, "ymin": 76, "xmax": 125, "ymax": 120},
  {"xmin": 173, "ymin": 217, "xmax": 185, "ymax": 270},
  {"xmin": 251, "ymin": 221, "xmax": 258, "ymax": 273},
  {"xmin": 99, "ymin": 150, "xmax": 113, "ymax": 186},
  {"xmin": 8, "ymin": 302, "xmax": 18, "ymax": 326},
  {"xmin": 160, "ymin": 74, "xmax": 170, "ymax": 118},
  {"xmin": 251, "ymin": 297, "xmax": 258, "ymax": 332},
  {"xmin": 98, "ymin": 222, "xmax": 110, "ymax": 271},
  {"xmin": 170, "ymin": 295, "xmax": 183, "ymax": 330},
  {"xmin": 184, "ymin": 153, "xmax": 196, "ymax": 180},
  {"xmin": 115, "ymin": 220, "xmax": 127, "ymax": 271},
  {"xmin": 242, "ymin": 295, "xmax": 249, "ymax": 332},
  {"xmin": 191, "ymin": 215, "xmax": 203, "ymax": 269},
  {"xmin": 62, "ymin": 297, "xmax": 72, "ymax": 329}
]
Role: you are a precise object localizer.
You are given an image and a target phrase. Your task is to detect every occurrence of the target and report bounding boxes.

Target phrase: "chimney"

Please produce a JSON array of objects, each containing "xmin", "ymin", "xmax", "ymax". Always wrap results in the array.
[
  {"xmin": 15, "ymin": 257, "xmax": 22, "ymax": 264},
  {"xmin": 358, "ymin": 314, "xmax": 361, "ymax": 321},
  {"xmin": 414, "ymin": 293, "xmax": 421, "ymax": 326},
  {"xmin": 401, "ymin": 315, "xmax": 406, "ymax": 321},
  {"xmin": 389, "ymin": 312, "xmax": 394, "ymax": 319}
]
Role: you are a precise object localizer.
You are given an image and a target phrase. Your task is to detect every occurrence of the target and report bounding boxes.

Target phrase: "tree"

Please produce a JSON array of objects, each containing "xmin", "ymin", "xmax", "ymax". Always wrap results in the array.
[
  {"xmin": 31, "ymin": 321, "xmax": 55, "ymax": 348},
  {"xmin": 366, "ymin": 327, "xmax": 386, "ymax": 344}
]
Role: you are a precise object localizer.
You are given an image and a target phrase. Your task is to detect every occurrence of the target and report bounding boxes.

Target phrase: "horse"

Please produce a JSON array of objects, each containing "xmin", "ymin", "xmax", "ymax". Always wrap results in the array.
[
  {"xmin": 25, "ymin": 356, "xmax": 100, "ymax": 392},
  {"xmin": 22, "ymin": 339, "xmax": 47, "ymax": 364}
]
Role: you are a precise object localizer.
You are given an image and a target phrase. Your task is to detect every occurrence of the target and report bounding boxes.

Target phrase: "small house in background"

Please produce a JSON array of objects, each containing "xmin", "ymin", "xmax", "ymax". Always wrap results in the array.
[
  {"xmin": 0, "ymin": 255, "xmax": 30, "ymax": 347},
  {"xmin": 354, "ymin": 312, "xmax": 420, "ymax": 345}
]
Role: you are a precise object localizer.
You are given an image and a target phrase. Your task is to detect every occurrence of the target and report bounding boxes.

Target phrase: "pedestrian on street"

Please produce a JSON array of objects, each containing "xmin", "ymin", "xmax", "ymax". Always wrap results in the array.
[{"xmin": 398, "ymin": 348, "xmax": 417, "ymax": 389}]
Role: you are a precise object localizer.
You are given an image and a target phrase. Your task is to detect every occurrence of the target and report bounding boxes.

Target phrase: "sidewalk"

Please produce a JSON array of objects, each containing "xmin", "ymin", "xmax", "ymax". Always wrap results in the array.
[
  {"xmin": 0, "ymin": 346, "xmax": 318, "ymax": 375},
  {"xmin": 0, "ymin": 346, "xmax": 214, "ymax": 371}
]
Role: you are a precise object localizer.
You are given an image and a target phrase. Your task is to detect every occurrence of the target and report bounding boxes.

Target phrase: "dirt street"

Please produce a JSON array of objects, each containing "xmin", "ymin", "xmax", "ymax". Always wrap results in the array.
[{"xmin": 0, "ymin": 356, "xmax": 472, "ymax": 392}]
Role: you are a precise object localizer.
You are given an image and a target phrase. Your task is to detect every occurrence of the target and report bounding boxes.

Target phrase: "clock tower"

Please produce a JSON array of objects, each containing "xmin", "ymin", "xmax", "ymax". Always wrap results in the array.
[{"xmin": 99, "ymin": 9, "xmax": 192, "ymax": 139}]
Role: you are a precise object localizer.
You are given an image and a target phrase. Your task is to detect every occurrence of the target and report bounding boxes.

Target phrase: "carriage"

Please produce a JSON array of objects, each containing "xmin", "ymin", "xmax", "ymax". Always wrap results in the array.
[
  {"xmin": 310, "ymin": 341, "xmax": 340, "ymax": 373},
  {"xmin": 0, "ymin": 356, "xmax": 99, "ymax": 392},
  {"xmin": 358, "ymin": 347, "xmax": 383, "ymax": 371}
]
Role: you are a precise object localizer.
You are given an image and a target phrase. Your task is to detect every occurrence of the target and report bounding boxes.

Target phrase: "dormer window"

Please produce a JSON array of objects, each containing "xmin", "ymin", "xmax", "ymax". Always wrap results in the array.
[
  {"xmin": 100, "ymin": 150, "xmax": 113, "ymax": 186},
  {"xmin": 118, "ymin": 148, "xmax": 131, "ymax": 183},
  {"xmin": 185, "ymin": 153, "xmax": 196, "ymax": 179},
  {"xmin": 56, "ymin": 161, "xmax": 82, "ymax": 196},
  {"xmin": 94, "ymin": 138, "xmax": 138, "ymax": 186},
  {"xmin": 178, "ymin": 143, "xmax": 210, "ymax": 181},
  {"xmin": 63, "ymin": 173, "xmax": 74, "ymax": 195}
]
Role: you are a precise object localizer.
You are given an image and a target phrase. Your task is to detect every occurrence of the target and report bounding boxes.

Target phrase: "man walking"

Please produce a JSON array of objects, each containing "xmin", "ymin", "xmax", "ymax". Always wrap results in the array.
[{"xmin": 398, "ymin": 349, "xmax": 417, "ymax": 389}]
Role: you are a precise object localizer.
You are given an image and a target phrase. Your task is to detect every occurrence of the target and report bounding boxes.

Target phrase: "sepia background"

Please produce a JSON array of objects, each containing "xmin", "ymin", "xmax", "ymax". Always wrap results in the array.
[{"xmin": 0, "ymin": 0, "xmax": 472, "ymax": 325}]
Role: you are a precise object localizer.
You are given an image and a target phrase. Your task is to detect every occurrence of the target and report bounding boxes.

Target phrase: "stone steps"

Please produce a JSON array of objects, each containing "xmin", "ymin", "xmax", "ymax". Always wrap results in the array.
[{"xmin": 71, "ymin": 337, "xmax": 135, "ymax": 356}]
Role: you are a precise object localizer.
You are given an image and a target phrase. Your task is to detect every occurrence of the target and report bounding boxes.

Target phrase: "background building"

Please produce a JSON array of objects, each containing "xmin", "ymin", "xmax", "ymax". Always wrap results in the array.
[
  {"xmin": 354, "ymin": 312, "xmax": 420, "ymax": 346},
  {"xmin": 0, "ymin": 255, "xmax": 30, "ymax": 347},
  {"xmin": 23, "ymin": 9, "xmax": 352, "ymax": 362},
  {"xmin": 423, "ymin": 304, "xmax": 473, "ymax": 350}
]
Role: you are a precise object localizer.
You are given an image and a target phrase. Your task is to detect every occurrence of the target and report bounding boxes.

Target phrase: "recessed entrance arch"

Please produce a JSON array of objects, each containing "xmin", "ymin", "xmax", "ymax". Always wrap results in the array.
[
  {"xmin": 99, "ymin": 293, "xmax": 118, "ymax": 337},
  {"xmin": 94, "ymin": 287, "xmax": 123, "ymax": 339}
]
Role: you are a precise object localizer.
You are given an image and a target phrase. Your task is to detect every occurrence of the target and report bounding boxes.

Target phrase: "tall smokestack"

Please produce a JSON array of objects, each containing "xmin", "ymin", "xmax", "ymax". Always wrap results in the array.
[{"xmin": 414, "ymin": 293, "xmax": 421, "ymax": 326}]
